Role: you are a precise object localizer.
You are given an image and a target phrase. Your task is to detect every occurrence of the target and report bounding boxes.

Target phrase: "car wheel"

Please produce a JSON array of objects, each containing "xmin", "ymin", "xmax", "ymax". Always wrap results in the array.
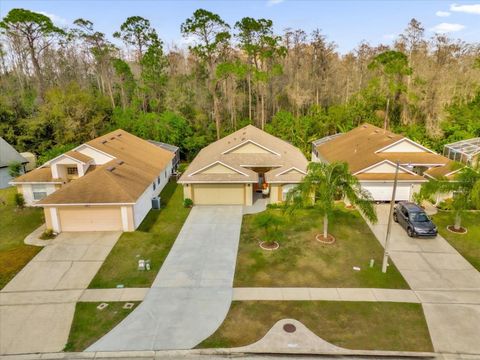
[
  {"xmin": 393, "ymin": 213, "xmax": 398, "ymax": 222},
  {"xmin": 407, "ymin": 227, "xmax": 414, "ymax": 237}
]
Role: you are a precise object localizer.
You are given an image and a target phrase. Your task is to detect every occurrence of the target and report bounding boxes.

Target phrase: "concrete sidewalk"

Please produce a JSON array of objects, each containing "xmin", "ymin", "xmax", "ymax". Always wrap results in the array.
[
  {"xmin": 367, "ymin": 205, "xmax": 480, "ymax": 355},
  {"xmin": 0, "ymin": 232, "xmax": 120, "ymax": 355}
]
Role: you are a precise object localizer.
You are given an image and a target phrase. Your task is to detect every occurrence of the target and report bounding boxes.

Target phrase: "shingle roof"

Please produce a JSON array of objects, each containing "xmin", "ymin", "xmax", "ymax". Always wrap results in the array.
[
  {"xmin": 11, "ymin": 167, "xmax": 63, "ymax": 183},
  {"xmin": 0, "ymin": 137, "xmax": 27, "ymax": 168},
  {"xmin": 37, "ymin": 130, "xmax": 174, "ymax": 205},
  {"xmin": 179, "ymin": 125, "xmax": 308, "ymax": 184},
  {"xmin": 424, "ymin": 161, "xmax": 462, "ymax": 179},
  {"xmin": 64, "ymin": 150, "xmax": 93, "ymax": 163},
  {"xmin": 355, "ymin": 173, "xmax": 426, "ymax": 181}
]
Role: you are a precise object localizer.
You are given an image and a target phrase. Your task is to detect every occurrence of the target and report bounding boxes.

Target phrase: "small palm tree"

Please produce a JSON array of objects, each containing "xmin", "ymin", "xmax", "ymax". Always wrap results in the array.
[
  {"xmin": 420, "ymin": 165, "xmax": 480, "ymax": 230},
  {"xmin": 254, "ymin": 212, "xmax": 283, "ymax": 246},
  {"xmin": 285, "ymin": 162, "xmax": 378, "ymax": 239}
]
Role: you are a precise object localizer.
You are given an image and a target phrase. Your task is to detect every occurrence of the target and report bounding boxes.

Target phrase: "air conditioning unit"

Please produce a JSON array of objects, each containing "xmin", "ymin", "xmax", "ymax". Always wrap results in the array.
[{"xmin": 152, "ymin": 196, "xmax": 161, "ymax": 209}]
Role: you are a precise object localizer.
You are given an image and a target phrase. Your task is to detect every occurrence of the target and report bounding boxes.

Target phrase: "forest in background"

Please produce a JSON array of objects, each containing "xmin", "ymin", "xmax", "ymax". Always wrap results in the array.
[{"xmin": 0, "ymin": 8, "xmax": 479, "ymax": 162}]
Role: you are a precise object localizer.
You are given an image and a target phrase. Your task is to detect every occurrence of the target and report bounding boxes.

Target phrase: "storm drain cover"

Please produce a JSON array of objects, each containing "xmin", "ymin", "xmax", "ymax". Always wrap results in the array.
[{"xmin": 283, "ymin": 323, "xmax": 296, "ymax": 333}]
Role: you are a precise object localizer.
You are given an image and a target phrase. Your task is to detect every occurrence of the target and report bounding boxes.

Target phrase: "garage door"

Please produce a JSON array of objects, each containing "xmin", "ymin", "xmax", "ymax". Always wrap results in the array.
[
  {"xmin": 193, "ymin": 184, "xmax": 245, "ymax": 205},
  {"xmin": 58, "ymin": 206, "xmax": 123, "ymax": 231},
  {"xmin": 361, "ymin": 183, "xmax": 412, "ymax": 201}
]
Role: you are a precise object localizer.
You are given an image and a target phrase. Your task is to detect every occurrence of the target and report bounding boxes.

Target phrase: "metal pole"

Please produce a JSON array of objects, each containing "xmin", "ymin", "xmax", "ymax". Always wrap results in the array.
[{"xmin": 382, "ymin": 161, "xmax": 400, "ymax": 273}]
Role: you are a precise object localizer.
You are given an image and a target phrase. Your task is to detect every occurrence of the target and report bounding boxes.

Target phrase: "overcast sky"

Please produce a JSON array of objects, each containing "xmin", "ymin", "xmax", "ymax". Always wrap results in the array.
[{"xmin": 1, "ymin": 0, "xmax": 480, "ymax": 53}]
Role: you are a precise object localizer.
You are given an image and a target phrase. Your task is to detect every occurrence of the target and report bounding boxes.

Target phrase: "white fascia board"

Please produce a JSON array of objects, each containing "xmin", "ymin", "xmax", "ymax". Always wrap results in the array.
[
  {"xmin": 221, "ymin": 140, "xmax": 280, "ymax": 156},
  {"xmin": 74, "ymin": 143, "xmax": 116, "ymax": 160},
  {"xmin": 354, "ymin": 159, "xmax": 418, "ymax": 176},
  {"xmin": 275, "ymin": 166, "xmax": 307, "ymax": 176},
  {"xmin": 35, "ymin": 202, "xmax": 136, "ymax": 207},
  {"xmin": 188, "ymin": 160, "xmax": 249, "ymax": 177},
  {"xmin": 9, "ymin": 181, "xmax": 63, "ymax": 185}
]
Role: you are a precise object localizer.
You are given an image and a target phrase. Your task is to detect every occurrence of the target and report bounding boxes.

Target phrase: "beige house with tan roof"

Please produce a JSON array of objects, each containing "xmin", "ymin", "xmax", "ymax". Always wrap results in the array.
[
  {"xmin": 312, "ymin": 123, "xmax": 452, "ymax": 201},
  {"xmin": 179, "ymin": 125, "xmax": 308, "ymax": 205},
  {"xmin": 11, "ymin": 130, "xmax": 175, "ymax": 233}
]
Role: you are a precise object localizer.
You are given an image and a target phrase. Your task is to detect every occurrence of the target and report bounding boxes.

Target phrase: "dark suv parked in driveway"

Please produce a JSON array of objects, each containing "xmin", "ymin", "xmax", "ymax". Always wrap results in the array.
[{"xmin": 393, "ymin": 202, "xmax": 438, "ymax": 237}]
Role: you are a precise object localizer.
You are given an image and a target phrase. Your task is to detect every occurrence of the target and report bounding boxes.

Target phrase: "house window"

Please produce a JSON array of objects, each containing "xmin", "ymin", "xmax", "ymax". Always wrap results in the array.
[
  {"xmin": 153, "ymin": 182, "xmax": 156, "ymax": 191},
  {"xmin": 157, "ymin": 176, "xmax": 160, "ymax": 185},
  {"xmin": 67, "ymin": 167, "xmax": 78, "ymax": 175},
  {"xmin": 165, "ymin": 170, "xmax": 167, "ymax": 178},
  {"xmin": 282, "ymin": 184, "xmax": 297, "ymax": 201},
  {"xmin": 32, "ymin": 184, "xmax": 47, "ymax": 201}
]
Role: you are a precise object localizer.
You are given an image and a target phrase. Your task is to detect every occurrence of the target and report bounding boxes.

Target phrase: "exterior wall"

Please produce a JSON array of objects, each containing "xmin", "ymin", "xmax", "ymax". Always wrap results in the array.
[
  {"xmin": 270, "ymin": 184, "xmax": 281, "ymax": 203},
  {"xmin": 245, "ymin": 183, "xmax": 253, "ymax": 206},
  {"xmin": 0, "ymin": 168, "xmax": 12, "ymax": 189},
  {"xmin": 201, "ymin": 163, "xmax": 237, "ymax": 174},
  {"xmin": 44, "ymin": 208, "xmax": 53, "ymax": 230},
  {"xmin": 50, "ymin": 157, "xmax": 82, "ymax": 179},
  {"xmin": 363, "ymin": 162, "xmax": 407, "ymax": 174},
  {"xmin": 183, "ymin": 184, "xmax": 193, "ymax": 200},
  {"xmin": 133, "ymin": 160, "xmax": 172, "ymax": 228},
  {"xmin": 411, "ymin": 183, "xmax": 422, "ymax": 201},
  {"xmin": 21, "ymin": 183, "xmax": 57, "ymax": 206},
  {"xmin": 76, "ymin": 145, "xmax": 114, "ymax": 165},
  {"xmin": 381, "ymin": 140, "xmax": 426, "ymax": 153},
  {"xmin": 311, "ymin": 151, "xmax": 319, "ymax": 162},
  {"xmin": 229, "ymin": 142, "xmax": 272, "ymax": 154}
]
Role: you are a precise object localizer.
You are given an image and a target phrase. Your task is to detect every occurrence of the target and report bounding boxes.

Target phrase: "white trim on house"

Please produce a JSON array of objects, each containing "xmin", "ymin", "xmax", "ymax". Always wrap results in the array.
[
  {"xmin": 424, "ymin": 168, "xmax": 462, "ymax": 180},
  {"xmin": 120, "ymin": 206, "xmax": 129, "ymax": 232},
  {"xmin": 179, "ymin": 180, "xmax": 255, "ymax": 184},
  {"xmin": 375, "ymin": 138, "xmax": 435, "ymax": 154},
  {"xmin": 221, "ymin": 140, "xmax": 281, "ymax": 156},
  {"xmin": 43, "ymin": 153, "xmax": 89, "ymax": 167},
  {"xmin": 73, "ymin": 143, "xmax": 116, "ymax": 161},
  {"xmin": 188, "ymin": 161, "xmax": 249, "ymax": 177},
  {"xmin": 9, "ymin": 181, "xmax": 64, "ymax": 185},
  {"xmin": 275, "ymin": 166, "xmax": 307, "ymax": 176},
  {"xmin": 353, "ymin": 160, "xmax": 419, "ymax": 176},
  {"xmin": 50, "ymin": 207, "xmax": 60, "ymax": 233},
  {"xmin": 35, "ymin": 202, "xmax": 136, "ymax": 207}
]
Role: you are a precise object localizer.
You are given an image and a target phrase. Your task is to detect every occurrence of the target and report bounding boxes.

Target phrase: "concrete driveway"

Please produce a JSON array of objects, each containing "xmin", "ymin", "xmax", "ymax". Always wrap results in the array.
[
  {"xmin": 0, "ymin": 231, "xmax": 120, "ymax": 355},
  {"xmin": 88, "ymin": 206, "xmax": 243, "ymax": 351},
  {"xmin": 367, "ymin": 205, "xmax": 480, "ymax": 355}
]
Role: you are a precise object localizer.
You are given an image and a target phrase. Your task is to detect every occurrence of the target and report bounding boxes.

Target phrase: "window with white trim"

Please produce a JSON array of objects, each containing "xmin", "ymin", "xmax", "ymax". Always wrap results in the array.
[
  {"xmin": 32, "ymin": 184, "xmax": 48, "ymax": 201},
  {"xmin": 282, "ymin": 184, "xmax": 297, "ymax": 201},
  {"xmin": 67, "ymin": 167, "xmax": 78, "ymax": 175}
]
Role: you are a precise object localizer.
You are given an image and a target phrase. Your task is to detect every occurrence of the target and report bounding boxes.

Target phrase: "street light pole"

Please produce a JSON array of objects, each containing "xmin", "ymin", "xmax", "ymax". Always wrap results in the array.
[{"xmin": 382, "ymin": 160, "xmax": 400, "ymax": 273}]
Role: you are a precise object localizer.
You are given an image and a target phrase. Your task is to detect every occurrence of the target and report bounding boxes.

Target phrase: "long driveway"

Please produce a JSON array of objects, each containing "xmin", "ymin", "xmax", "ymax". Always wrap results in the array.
[
  {"xmin": 367, "ymin": 205, "xmax": 480, "ymax": 355},
  {"xmin": 0, "ymin": 232, "xmax": 120, "ymax": 355},
  {"xmin": 88, "ymin": 205, "xmax": 243, "ymax": 351}
]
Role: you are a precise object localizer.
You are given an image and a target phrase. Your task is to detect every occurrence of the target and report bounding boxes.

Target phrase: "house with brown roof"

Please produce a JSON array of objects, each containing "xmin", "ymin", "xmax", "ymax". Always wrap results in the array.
[
  {"xmin": 10, "ymin": 130, "xmax": 175, "ymax": 233},
  {"xmin": 312, "ymin": 123, "xmax": 452, "ymax": 201},
  {"xmin": 179, "ymin": 125, "xmax": 308, "ymax": 205}
]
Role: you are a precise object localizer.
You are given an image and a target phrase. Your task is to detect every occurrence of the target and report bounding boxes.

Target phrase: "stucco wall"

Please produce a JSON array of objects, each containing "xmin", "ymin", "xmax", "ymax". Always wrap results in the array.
[{"xmin": 20, "ymin": 183, "xmax": 57, "ymax": 206}]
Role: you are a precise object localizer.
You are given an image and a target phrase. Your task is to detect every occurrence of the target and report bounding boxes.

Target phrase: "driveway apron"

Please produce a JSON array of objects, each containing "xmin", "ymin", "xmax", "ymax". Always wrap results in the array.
[
  {"xmin": 367, "ymin": 205, "xmax": 480, "ymax": 355},
  {"xmin": 0, "ymin": 232, "xmax": 120, "ymax": 355},
  {"xmin": 88, "ymin": 205, "xmax": 243, "ymax": 351}
]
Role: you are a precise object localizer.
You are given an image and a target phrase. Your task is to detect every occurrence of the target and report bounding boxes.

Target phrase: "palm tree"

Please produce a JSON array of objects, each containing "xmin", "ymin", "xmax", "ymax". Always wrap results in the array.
[
  {"xmin": 420, "ymin": 165, "xmax": 480, "ymax": 231},
  {"xmin": 285, "ymin": 162, "xmax": 378, "ymax": 239}
]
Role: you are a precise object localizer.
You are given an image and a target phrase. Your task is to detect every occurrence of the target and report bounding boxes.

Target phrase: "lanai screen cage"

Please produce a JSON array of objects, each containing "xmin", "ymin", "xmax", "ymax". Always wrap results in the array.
[{"xmin": 443, "ymin": 138, "xmax": 480, "ymax": 165}]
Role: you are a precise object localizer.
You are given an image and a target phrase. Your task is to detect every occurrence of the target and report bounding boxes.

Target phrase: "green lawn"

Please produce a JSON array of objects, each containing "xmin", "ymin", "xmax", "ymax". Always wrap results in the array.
[
  {"xmin": 0, "ymin": 187, "xmax": 43, "ymax": 289},
  {"xmin": 88, "ymin": 182, "xmax": 190, "ymax": 288},
  {"xmin": 432, "ymin": 210, "xmax": 480, "ymax": 271},
  {"xmin": 234, "ymin": 205, "xmax": 408, "ymax": 288},
  {"xmin": 64, "ymin": 302, "xmax": 139, "ymax": 352},
  {"xmin": 198, "ymin": 301, "xmax": 433, "ymax": 352}
]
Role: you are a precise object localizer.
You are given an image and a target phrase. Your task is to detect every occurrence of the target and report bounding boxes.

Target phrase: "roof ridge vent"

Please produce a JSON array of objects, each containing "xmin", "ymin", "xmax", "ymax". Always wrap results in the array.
[
  {"xmin": 110, "ymin": 137, "xmax": 115, "ymax": 140},
  {"xmin": 106, "ymin": 166, "xmax": 116, "ymax": 172},
  {"xmin": 101, "ymin": 140, "xmax": 107, "ymax": 144},
  {"xmin": 117, "ymin": 133, "xmax": 122, "ymax": 137},
  {"xmin": 117, "ymin": 160, "xmax": 124, "ymax": 165}
]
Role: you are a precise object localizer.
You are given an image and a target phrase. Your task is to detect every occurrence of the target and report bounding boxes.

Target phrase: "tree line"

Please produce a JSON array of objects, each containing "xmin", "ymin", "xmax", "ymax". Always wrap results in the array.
[{"xmin": 1, "ymin": 8, "xmax": 479, "ymax": 161}]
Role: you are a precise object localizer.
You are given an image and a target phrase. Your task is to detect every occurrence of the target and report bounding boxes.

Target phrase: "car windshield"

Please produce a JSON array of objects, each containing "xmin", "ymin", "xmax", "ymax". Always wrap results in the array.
[{"xmin": 410, "ymin": 212, "xmax": 429, "ymax": 222}]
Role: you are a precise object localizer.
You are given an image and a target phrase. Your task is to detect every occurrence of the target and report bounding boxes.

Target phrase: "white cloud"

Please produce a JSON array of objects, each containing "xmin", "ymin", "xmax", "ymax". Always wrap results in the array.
[
  {"xmin": 450, "ymin": 3, "xmax": 480, "ymax": 14},
  {"xmin": 430, "ymin": 22, "xmax": 466, "ymax": 33},
  {"xmin": 38, "ymin": 11, "xmax": 68, "ymax": 25},
  {"xmin": 267, "ymin": 0, "xmax": 284, "ymax": 6},
  {"xmin": 435, "ymin": 10, "xmax": 451, "ymax": 17}
]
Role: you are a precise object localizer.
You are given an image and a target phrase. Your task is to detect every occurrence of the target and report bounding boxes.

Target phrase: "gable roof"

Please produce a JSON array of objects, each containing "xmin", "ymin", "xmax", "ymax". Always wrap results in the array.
[
  {"xmin": 314, "ymin": 123, "xmax": 450, "ymax": 173},
  {"xmin": 35, "ymin": 130, "xmax": 174, "ymax": 205},
  {"xmin": 179, "ymin": 125, "xmax": 308, "ymax": 184},
  {"xmin": 0, "ymin": 137, "xmax": 27, "ymax": 168}
]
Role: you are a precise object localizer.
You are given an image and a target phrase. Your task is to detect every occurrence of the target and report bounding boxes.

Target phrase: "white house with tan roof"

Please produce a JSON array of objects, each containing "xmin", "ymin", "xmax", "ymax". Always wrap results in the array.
[
  {"xmin": 11, "ymin": 130, "xmax": 175, "ymax": 233},
  {"xmin": 179, "ymin": 125, "xmax": 308, "ymax": 205},
  {"xmin": 312, "ymin": 123, "xmax": 453, "ymax": 201}
]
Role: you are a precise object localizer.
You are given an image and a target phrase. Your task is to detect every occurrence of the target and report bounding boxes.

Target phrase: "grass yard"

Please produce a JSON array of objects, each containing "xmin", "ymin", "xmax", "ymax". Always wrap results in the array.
[
  {"xmin": 198, "ymin": 301, "xmax": 433, "ymax": 352},
  {"xmin": 64, "ymin": 302, "xmax": 139, "ymax": 351},
  {"xmin": 432, "ymin": 210, "xmax": 480, "ymax": 271},
  {"xmin": 88, "ymin": 182, "xmax": 190, "ymax": 288},
  {"xmin": 234, "ymin": 205, "xmax": 408, "ymax": 288},
  {"xmin": 0, "ymin": 187, "xmax": 43, "ymax": 289}
]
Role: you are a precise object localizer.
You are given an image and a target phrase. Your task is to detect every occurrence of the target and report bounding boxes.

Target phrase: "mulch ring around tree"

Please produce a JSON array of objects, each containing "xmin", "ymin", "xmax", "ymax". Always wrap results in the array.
[
  {"xmin": 259, "ymin": 241, "xmax": 280, "ymax": 251},
  {"xmin": 315, "ymin": 233, "xmax": 336, "ymax": 244},
  {"xmin": 447, "ymin": 225, "xmax": 468, "ymax": 234}
]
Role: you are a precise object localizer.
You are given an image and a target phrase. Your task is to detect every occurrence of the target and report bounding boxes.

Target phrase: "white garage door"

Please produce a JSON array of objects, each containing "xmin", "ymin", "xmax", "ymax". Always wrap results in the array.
[
  {"xmin": 193, "ymin": 184, "xmax": 245, "ymax": 205},
  {"xmin": 361, "ymin": 182, "xmax": 412, "ymax": 201},
  {"xmin": 58, "ymin": 206, "xmax": 123, "ymax": 231}
]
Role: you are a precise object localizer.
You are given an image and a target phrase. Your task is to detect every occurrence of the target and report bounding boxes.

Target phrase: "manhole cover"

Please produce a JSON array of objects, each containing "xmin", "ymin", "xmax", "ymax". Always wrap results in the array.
[{"xmin": 283, "ymin": 323, "xmax": 296, "ymax": 333}]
